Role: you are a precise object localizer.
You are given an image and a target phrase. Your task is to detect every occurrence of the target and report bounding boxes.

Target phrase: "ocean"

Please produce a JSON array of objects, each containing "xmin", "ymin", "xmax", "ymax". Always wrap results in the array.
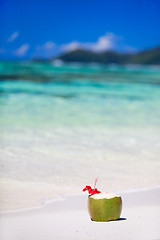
[{"xmin": 0, "ymin": 61, "xmax": 160, "ymax": 211}]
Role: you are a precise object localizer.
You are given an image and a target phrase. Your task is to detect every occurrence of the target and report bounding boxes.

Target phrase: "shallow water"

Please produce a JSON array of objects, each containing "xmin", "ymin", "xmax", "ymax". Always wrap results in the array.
[{"xmin": 0, "ymin": 62, "xmax": 160, "ymax": 211}]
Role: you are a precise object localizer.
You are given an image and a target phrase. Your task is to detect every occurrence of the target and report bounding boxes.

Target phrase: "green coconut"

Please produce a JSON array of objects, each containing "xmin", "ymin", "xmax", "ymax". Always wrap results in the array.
[{"xmin": 88, "ymin": 192, "xmax": 122, "ymax": 221}]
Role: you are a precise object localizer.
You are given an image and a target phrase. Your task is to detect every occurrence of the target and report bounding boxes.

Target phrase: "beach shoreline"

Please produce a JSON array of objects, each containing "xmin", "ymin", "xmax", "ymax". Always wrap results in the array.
[
  {"xmin": 0, "ymin": 186, "xmax": 159, "ymax": 240},
  {"xmin": 0, "ymin": 184, "xmax": 159, "ymax": 215}
]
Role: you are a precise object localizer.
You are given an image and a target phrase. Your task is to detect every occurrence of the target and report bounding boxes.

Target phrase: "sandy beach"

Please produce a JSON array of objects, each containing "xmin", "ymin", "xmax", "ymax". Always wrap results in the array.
[
  {"xmin": 0, "ymin": 186, "xmax": 159, "ymax": 240},
  {"xmin": 0, "ymin": 64, "xmax": 160, "ymax": 239}
]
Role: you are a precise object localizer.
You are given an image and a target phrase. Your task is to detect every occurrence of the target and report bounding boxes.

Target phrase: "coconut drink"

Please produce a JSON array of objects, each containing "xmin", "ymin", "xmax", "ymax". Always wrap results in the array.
[{"xmin": 83, "ymin": 179, "xmax": 122, "ymax": 221}]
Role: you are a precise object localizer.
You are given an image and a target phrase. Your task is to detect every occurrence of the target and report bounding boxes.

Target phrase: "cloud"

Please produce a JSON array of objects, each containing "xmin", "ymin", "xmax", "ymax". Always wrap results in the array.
[
  {"xmin": 89, "ymin": 33, "xmax": 117, "ymax": 52},
  {"xmin": 36, "ymin": 41, "xmax": 56, "ymax": 51},
  {"xmin": 35, "ymin": 41, "xmax": 56, "ymax": 58},
  {"xmin": 43, "ymin": 41, "xmax": 55, "ymax": 50},
  {"xmin": 8, "ymin": 32, "xmax": 19, "ymax": 42},
  {"xmin": 33, "ymin": 33, "xmax": 135, "ymax": 58},
  {"xmin": 61, "ymin": 33, "xmax": 119, "ymax": 53},
  {"xmin": 61, "ymin": 41, "xmax": 81, "ymax": 52},
  {"xmin": 14, "ymin": 44, "xmax": 30, "ymax": 56}
]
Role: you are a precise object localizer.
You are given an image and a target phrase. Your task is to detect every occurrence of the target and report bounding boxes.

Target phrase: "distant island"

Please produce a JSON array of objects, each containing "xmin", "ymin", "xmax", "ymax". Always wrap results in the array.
[
  {"xmin": 1, "ymin": 46, "xmax": 160, "ymax": 83},
  {"xmin": 52, "ymin": 46, "xmax": 160, "ymax": 65}
]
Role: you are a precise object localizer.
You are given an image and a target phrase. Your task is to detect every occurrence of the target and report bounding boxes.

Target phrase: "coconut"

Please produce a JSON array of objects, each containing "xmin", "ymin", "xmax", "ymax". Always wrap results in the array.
[{"xmin": 88, "ymin": 192, "xmax": 122, "ymax": 221}]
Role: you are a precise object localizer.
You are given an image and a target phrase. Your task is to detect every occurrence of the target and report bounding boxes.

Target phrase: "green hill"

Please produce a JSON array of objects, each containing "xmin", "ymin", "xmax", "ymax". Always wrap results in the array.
[{"xmin": 54, "ymin": 46, "xmax": 160, "ymax": 65}]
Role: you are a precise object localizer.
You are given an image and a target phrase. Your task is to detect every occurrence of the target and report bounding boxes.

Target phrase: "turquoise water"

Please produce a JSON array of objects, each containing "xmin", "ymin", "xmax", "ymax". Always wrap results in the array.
[
  {"xmin": 0, "ymin": 62, "xmax": 160, "ymax": 211},
  {"xmin": 1, "ymin": 62, "xmax": 160, "ymax": 128}
]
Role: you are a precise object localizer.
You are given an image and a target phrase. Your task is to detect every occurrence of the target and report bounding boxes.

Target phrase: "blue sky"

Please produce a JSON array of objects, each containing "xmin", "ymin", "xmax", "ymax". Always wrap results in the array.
[{"xmin": 0, "ymin": 0, "xmax": 160, "ymax": 59}]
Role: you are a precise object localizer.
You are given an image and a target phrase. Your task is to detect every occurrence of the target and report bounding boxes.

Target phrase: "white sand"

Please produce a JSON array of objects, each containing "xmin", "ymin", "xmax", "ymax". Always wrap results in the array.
[{"xmin": 0, "ymin": 187, "xmax": 160, "ymax": 240}]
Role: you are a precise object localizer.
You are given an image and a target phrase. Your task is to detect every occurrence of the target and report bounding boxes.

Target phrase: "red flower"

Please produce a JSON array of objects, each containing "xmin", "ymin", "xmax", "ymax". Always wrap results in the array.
[{"xmin": 83, "ymin": 179, "xmax": 101, "ymax": 196}]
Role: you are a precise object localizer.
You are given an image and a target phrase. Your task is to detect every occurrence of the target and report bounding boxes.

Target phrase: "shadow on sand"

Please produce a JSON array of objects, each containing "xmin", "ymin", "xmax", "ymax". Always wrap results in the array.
[
  {"xmin": 91, "ymin": 217, "xmax": 127, "ymax": 222},
  {"xmin": 115, "ymin": 217, "xmax": 127, "ymax": 221}
]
